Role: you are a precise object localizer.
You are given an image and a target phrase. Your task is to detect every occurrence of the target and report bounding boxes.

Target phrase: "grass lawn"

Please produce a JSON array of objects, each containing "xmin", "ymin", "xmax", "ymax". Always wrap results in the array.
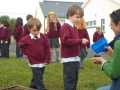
[{"xmin": 0, "ymin": 57, "xmax": 112, "ymax": 90}]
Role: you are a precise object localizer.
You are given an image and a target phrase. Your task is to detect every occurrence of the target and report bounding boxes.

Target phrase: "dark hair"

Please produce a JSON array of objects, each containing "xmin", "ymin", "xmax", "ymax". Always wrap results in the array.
[
  {"xmin": 66, "ymin": 4, "xmax": 84, "ymax": 19},
  {"xmin": 110, "ymin": 8, "xmax": 120, "ymax": 25},
  {"xmin": 1, "ymin": 20, "xmax": 10, "ymax": 27},
  {"xmin": 27, "ymin": 18, "xmax": 42, "ymax": 31},
  {"xmin": 15, "ymin": 17, "xmax": 23, "ymax": 26},
  {"xmin": 26, "ymin": 14, "xmax": 33, "ymax": 21}
]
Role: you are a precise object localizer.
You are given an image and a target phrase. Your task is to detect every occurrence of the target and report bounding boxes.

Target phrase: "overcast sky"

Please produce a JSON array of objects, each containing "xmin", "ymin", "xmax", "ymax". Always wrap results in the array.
[{"xmin": 45, "ymin": 0, "xmax": 85, "ymax": 2}]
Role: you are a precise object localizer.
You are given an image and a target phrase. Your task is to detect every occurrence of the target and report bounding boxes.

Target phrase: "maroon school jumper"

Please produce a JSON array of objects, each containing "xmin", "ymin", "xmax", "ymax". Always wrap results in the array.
[
  {"xmin": 18, "ymin": 33, "xmax": 51, "ymax": 64},
  {"xmin": 14, "ymin": 25, "xmax": 23, "ymax": 42},
  {"xmin": 60, "ymin": 23, "xmax": 82, "ymax": 58},
  {"xmin": 46, "ymin": 22, "xmax": 61, "ymax": 39},
  {"xmin": 1, "ymin": 27, "xmax": 10, "ymax": 41},
  {"xmin": 0, "ymin": 27, "xmax": 3, "ymax": 41},
  {"xmin": 23, "ymin": 24, "xmax": 30, "ymax": 37},
  {"xmin": 78, "ymin": 29, "xmax": 90, "ymax": 49},
  {"xmin": 93, "ymin": 31, "xmax": 104, "ymax": 42}
]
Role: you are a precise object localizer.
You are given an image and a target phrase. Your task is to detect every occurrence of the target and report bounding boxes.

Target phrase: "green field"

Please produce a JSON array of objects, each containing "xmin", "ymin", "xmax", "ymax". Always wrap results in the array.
[{"xmin": 0, "ymin": 57, "xmax": 112, "ymax": 90}]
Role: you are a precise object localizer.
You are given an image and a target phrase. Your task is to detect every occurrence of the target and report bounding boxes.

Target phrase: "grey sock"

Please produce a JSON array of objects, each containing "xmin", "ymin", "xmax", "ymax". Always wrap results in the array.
[
  {"xmin": 81, "ymin": 59, "xmax": 84, "ymax": 68},
  {"xmin": 51, "ymin": 52, "xmax": 52, "ymax": 62},
  {"xmin": 56, "ymin": 50, "xmax": 59, "ymax": 61}
]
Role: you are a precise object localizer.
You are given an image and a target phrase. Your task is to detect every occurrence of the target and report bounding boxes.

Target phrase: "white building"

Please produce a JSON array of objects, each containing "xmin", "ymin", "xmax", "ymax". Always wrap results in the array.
[{"xmin": 82, "ymin": 0, "xmax": 120, "ymax": 44}]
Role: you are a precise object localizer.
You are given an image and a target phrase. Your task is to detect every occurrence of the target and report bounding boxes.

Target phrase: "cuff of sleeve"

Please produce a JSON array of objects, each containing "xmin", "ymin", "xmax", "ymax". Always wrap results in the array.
[{"xmin": 101, "ymin": 60, "xmax": 107, "ymax": 71}]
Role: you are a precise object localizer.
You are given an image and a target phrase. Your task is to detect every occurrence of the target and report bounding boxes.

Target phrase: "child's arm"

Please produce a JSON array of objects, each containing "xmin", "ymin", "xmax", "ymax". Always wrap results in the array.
[
  {"xmin": 18, "ymin": 38, "xmax": 27, "ymax": 55},
  {"xmin": 14, "ymin": 26, "xmax": 22, "ymax": 40},
  {"xmin": 44, "ymin": 35, "xmax": 51, "ymax": 64},
  {"xmin": 6, "ymin": 28, "xmax": 10, "ymax": 42},
  {"xmin": 85, "ymin": 30, "xmax": 90, "ymax": 48},
  {"xmin": 60, "ymin": 27, "xmax": 82, "ymax": 46}
]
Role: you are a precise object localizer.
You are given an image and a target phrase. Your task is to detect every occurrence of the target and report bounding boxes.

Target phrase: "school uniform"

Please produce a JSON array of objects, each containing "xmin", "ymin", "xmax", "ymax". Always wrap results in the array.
[
  {"xmin": 60, "ymin": 20, "xmax": 82, "ymax": 90},
  {"xmin": 78, "ymin": 29, "xmax": 90, "ymax": 68},
  {"xmin": 14, "ymin": 25, "xmax": 23, "ymax": 58},
  {"xmin": 0, "ymin": 26, "xmax": 3, "ymax": 57},
  {"xmin": 47, "ymin": 21, "xmax": 61, "ymax": 48},
  {"xmin": 22, "ymin": 24, "xmax": 30, "ymax": 37},
  {"xmin": 1, "ymin": 27, "xmax": 10, "ymax": 59},
  {"xmin": 46, "ymin": 21, "xmax": 61, "ymax": 62},
  {"xmin": 18, "ymin": 33, "xmax": 51, "ymax": 90}
]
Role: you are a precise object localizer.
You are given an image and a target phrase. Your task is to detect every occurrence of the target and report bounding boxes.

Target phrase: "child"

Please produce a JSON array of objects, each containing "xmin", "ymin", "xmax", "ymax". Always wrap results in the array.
[
  {"xmin": 1, "ymin": 20, "xmax": 11, "ymax": 59},
  {"xmin": 18, "ymin": 18, "xmax": 51, "ymax": 90},
  {"xmin": 93, "ymin": 26, "xmax": 104, "ymax": 57},
  {"xmin": 22, "ymin": 14, "xmax": 33, "ymax": 37},
  {"xmin": 76, "ymin": 17, "xmax": 90, "ymax": 69},
  {"xmin": 0, "ymin": 19, "xmax": 3, "ymax": 57},
  {"xmin": 60, "ymin": 4, "xmax": 88, "ymax": 90},
  {"xmin": 14, "ymin": 17, "xmax": 23, "ymax": 59},
  {"xmin": 45, "ymin": 11, "xmax": 61, "ymax": 62}
]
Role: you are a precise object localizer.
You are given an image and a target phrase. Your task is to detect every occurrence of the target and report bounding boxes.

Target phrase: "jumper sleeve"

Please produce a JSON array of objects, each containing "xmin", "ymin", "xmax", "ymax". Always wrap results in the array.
[
  {"xmin": 103, "ymin": 41, "xmax": 120, "ymax": 79},
  {"xmin": 85, "ymin": 30, "xmax": 90, "ymax": 48},
  {"xmin": 18, "ymin": 37, "xmax": 27, "ymax": 55},
  {"xmin": 60, "ymin": 27, "xmax": 82, "ymax": 46}
]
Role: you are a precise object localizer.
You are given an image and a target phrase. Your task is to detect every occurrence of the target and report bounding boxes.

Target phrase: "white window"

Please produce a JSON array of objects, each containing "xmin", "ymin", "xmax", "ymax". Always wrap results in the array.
[
  {"xmin": 101, "ymin": 19, "xmax": 105, "ymax": 33},
  {"xmin": 59, "ymin": 20, "xmax": 65, "ymax": 26},
  {"xmin": 86, "ymin": 20, "xmax": 96, "ymax": 28}
]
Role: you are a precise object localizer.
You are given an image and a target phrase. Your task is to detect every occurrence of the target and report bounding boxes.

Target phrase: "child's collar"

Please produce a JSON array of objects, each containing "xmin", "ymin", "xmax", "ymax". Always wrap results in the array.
[{"xmin": 65, "ymin": 19, "xmax": 74, "ymax": 28}]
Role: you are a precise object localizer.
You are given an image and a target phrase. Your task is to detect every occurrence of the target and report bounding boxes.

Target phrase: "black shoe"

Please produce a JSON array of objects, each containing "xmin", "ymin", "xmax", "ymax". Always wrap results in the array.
[
  {"xmin": 94, "ymin": 55, "xmax": 98, "ymax": 57},
  {"xmin": 97, "ymin": 55, "xmax": 101, "ymax": 57}
]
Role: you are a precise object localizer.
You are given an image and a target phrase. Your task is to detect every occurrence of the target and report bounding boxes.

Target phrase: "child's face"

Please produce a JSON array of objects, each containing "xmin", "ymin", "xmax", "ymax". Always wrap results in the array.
[
  {"xmin": 49, "ymin": 15, "xmax": 55, "ymax": 21},
  {"xmin": 69, "ymin": 14, "xmax": 80, "ymax": 25},
  {"xmin": 0, "ymin": 23, "xmax": 3, "ymax": 27},
  {"xmin": 110, "ymin": 18, "xmax": 120, "ymax": 35},
  {"xmin": 28, "ymin": 25, "xmax": 39, "ymax": 36}
]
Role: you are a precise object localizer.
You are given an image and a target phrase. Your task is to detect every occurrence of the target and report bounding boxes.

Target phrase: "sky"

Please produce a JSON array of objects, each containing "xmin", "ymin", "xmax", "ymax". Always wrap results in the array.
[{"xmin": 0, "ymin": 0, "xmax": 85, "ymax": 24}]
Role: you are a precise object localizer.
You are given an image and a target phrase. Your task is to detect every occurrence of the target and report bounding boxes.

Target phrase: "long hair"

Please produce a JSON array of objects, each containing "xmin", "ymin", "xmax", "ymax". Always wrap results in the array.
[
  {"xmin": 15, "ymin": 17, "xmax": 23, "ymax": 26},
  {"xmin": 96, "ymin": 26, "xmax": 102, "ymax": 35},
  {"xmin": 76, "ymin": 17, "xmax": 86, "ymax": 30},
  {"xmin": 1, "ymin": 20, "xmax": 10, "ymax": 27},
  {"xmin": 45, "ymin": 11, "xmax": 58, "ymax": 32}
]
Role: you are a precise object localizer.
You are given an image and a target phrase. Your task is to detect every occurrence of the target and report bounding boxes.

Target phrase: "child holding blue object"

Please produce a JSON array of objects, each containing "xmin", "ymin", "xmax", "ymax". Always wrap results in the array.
[{"xmin": 92, "ymin": 8, "xmax": 120, "ymax": 90}]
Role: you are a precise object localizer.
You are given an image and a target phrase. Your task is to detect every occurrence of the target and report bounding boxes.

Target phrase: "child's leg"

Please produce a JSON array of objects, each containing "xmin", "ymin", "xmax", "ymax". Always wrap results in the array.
[
  {"xmin": 63, "ymin": 62, "xmax": 79, "ymax": 90},
  {"xmin": 80, "ymin": 58, "xmax": 84, "ymax": 68},
  {"xmin": 75, "ymin": 61, "xmax": 80, "ymax": 89},
  {"xmin": 16, "ymin": 42, "xmax": 21, "ymax": 58},
  {"xmin": 50, "ymin": 48, "xmax": 53, "ymax": 62},
  {"xmin": 30, "ymin": 67, "xmax": 47, "ymax": 90},
  {"xmin": 4, "ymin": 40, "xmax": 10, "ymax": 59},
  {"xmin": 55, "ymin": 48, "xmax": 59, "ymax": 62},
  {"xmin": 1, "ymin": 42, "xmax": 4, "ymax": 58},
  {"xmin": 2, "ymin": 40, "xmax": 6, "ymax": 58}
]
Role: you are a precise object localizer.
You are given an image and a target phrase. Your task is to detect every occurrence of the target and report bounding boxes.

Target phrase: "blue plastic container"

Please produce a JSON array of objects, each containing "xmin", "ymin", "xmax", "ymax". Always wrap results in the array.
[{"xmin": 91, "ymin": 37, "xmax": 109, "ymax": 54}]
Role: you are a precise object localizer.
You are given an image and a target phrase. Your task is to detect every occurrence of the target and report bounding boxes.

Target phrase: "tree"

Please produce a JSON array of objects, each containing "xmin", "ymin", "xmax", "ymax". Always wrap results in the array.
[{"xmin": 0, "ymin": 15, "xmax": 10, "ymax": 20}]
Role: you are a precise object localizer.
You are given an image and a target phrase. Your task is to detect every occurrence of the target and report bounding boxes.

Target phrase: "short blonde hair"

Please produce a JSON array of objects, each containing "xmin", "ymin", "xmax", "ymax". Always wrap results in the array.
[
  {"xmin": 96, "ymin": 26, "xmax": 102, "ymax": 35},
  {"xmin": 27, "ymin": 18, "xmax": 42, "ymax": 31},
  {"xmin": 66, "ymin": 4, "xmax": 84, "ymax": 19}
]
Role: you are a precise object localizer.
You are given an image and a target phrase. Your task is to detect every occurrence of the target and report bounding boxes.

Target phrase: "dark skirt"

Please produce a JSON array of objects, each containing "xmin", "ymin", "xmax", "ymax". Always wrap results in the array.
[
  {"xmin": 79, "ymin": 49, "xmax": 88, "ymax": 59},
  {"xmin": 48, "ymin": 38, "xmax": 60, "ymax": 48}
]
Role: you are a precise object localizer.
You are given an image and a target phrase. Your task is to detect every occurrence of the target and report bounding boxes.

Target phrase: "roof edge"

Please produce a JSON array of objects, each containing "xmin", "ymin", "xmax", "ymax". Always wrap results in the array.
[{"xmin": 82, "ymin": 0, "xmax": 90, "ymax": 8}]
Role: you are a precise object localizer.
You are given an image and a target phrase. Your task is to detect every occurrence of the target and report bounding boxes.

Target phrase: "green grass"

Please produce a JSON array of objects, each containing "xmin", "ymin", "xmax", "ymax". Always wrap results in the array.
[{"xmin": 0, "ymin": 57, "xmax": 112, "ymax": 90}]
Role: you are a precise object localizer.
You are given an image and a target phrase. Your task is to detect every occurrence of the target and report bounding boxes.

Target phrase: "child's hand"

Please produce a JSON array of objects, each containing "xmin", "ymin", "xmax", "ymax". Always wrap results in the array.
[
  {"xmin": 104, "ymin": 47, "xmax": 114, "ymax": 57},
  {"xmin": 44, "ymin": 63, "xmax": 49, "ymax": 65},
  {"xmin": 92, "ymin": 57, "xmax": 104, "ymax": 64},
  {"xmin": 82, "ymin": 38, "xmax": 88, "ymax": 44},
  {"xmin": 1, "ymin": 40, "xmax": 3, "ymax": 44},
  {"xmin": 5, "ymin": 41, "xmax": 8, "ymax": 43}
]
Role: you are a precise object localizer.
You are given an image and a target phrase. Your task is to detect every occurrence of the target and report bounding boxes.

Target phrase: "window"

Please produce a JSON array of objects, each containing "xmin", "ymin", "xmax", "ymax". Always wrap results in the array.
[
  {"xmin": 59, "ymin": 20, "xmax": 65, "ymax": 26},
  {"xmin": 86, "ymin": 20, "xmax": 96, "ymax": 28},
  {"xmin": 101, "ymin": 19, "xmax": 105, "ymax": 33}
]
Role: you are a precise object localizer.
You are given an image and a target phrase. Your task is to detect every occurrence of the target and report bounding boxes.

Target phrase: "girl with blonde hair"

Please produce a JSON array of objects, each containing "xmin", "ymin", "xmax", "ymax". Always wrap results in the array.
[
  {"xmin": 76, "ymin": 17, "xmax": 90, "ymax": 69},
  {"xmin": 93, "ymin": 26, "xmax": 104, "ymax": 57},
  {"xmin": 45, "ymin": 11, "xmax": 61, "ymax": 62}
]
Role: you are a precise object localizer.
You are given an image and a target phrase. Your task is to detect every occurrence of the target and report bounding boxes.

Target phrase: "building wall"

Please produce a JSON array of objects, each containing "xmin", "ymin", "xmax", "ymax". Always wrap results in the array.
[{"xmin": 83, "ymin": 0, "xmax": 120, "ymax": 44}]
